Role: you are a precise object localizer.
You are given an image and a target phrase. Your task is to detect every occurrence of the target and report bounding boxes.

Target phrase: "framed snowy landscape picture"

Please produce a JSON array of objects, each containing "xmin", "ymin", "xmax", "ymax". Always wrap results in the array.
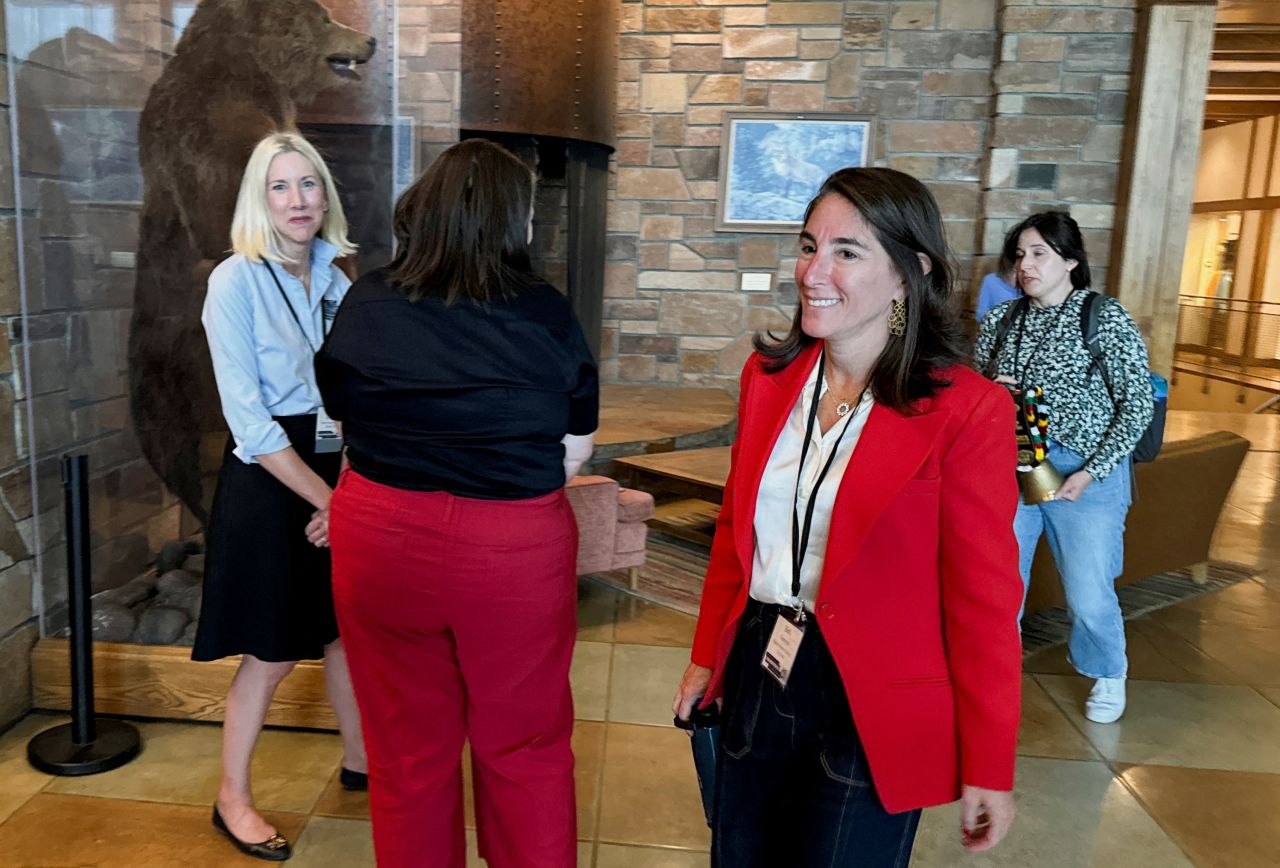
[{"xmin": 715, "ymin": 112, "xmax": 874, "ymax": 234}]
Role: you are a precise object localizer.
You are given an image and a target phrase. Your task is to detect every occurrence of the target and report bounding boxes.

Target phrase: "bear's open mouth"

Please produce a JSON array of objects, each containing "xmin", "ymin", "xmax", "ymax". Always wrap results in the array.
[{"xmin": 327, "ymin": 54, "xmax": 368, "ymax": 81}]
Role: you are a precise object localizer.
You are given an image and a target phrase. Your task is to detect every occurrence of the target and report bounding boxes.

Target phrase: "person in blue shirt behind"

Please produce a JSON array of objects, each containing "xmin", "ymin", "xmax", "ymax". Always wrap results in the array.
[
  {"xmin": 192, "ymin": 132, "xmax": 367, "ymax": 862},
  {"xmin": 975, "ymin": 252, "xmax": 1020, "ymax": 321}
]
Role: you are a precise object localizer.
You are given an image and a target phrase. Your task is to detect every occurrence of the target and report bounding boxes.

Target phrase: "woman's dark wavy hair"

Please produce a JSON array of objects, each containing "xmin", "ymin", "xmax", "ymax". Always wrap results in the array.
[
  {"xmin": 388, "ymin": 138, "xmax": 536, "ymax": 304},
  {"xmin": 1002, "ymin": 210, "xmax": 1091, "ymax": 293},
  {"xmin": 754, "ymin": 167, "xmax": 966, "ymax": 412}
]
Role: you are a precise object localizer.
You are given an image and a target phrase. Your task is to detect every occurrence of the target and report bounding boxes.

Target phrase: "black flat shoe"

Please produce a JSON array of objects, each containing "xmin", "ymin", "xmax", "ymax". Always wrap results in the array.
[
  {"xmin": 212, "ymin": 805, "xmax": 292, "ymax": 861},
  {"xmin": 340, "ymin": 767, "xmax": 368, "ymax": 791}
]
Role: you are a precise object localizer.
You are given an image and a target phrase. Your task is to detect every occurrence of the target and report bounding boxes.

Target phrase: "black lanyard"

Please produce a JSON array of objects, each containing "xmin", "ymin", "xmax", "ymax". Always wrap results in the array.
[
  {"xmin": 1011, "ymin": 289, "xmax": 1074, "ymax": 389},
  {"xmin": 791, "ymin": 350, "xmax": 867, "ymax": 614},
  {"xmin": 264, "ymin": 260, "xmax": 318, "ymax": 354}
]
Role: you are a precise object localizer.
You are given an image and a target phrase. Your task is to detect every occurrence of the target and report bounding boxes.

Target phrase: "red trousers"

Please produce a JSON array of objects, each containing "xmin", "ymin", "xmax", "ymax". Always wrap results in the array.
[{"xmin": 330, "ymin": 469, "xmax": 578, "ymax": 868}]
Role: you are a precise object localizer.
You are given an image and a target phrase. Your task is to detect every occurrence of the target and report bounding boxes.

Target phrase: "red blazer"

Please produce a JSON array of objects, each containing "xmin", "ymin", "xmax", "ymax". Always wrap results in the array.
[{"xmin": 691, "ymin": 342, "xmax": 1023, "ymax": 814}]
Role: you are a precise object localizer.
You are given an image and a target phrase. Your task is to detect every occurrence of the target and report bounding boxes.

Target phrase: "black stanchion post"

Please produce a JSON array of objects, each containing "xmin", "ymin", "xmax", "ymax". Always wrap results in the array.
[
  {"xmin": 66, "ymin": 454, "xmax": 95, "ymax": 746},
  {"xmin": 27, "ymin": 455, "xmax": 141, "ymax": 776}
]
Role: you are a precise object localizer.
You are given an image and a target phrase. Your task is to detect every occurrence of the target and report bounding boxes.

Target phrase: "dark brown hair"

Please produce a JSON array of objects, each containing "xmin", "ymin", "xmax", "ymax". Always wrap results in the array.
[
  {"xmin": 388, "ymin": 138, "xmax": 536, "ymax": 304},
  {"xmin": 754, "ymin": 167, "xmax": 965, "ymax": 411},
  {"xmin": 1002, "ymin": 210, "xmax": 1091, "ymax": 293}
]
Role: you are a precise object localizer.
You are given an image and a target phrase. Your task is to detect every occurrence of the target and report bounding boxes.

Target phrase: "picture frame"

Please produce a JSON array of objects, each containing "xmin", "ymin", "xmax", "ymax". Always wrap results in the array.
[{"xmin": 715, "ymin": 112, "xmax": 874, "ymax": 234}]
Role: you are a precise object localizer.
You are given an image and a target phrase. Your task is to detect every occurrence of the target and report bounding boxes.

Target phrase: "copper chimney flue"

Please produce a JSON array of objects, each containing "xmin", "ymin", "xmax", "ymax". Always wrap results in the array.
[{"xmin": 461, "ymin": 0, "xmax": 617, "ymax": 149}]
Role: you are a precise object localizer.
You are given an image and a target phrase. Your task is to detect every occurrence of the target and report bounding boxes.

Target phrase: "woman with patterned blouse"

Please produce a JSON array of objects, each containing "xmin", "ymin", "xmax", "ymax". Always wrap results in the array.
[{"xmin": 974, "ymin": 211, "xmax": 1153, "ymax": 724}]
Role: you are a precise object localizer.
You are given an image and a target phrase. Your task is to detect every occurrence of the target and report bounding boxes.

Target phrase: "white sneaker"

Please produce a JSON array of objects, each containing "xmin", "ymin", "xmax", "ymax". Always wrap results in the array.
[{"xmin": 1085, "ymin": 677, "xmax": 1126, "ymax": 723}]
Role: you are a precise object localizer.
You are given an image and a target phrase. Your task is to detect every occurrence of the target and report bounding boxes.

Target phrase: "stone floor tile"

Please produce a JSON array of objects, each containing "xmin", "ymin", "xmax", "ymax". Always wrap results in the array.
[
  {"xmin": 1023, "ymin": 618, "xmax": 1245, "ymax": 684},
  {"xmin": 1158, "ymin": 622, "xmax": 1280, "ymax": 686},
  {"xmin": 1225, "ymin": 470, "xmax": 1280, "ymax": 526},
  {"xmin": 0, "ymin": 792, "xmax": 307, "ymax": 867},
  {"xmin": 291, "ymin": 816, "xmax": 375, "ymax": 867},
  {"xmin": 910, "ymin": 757, "xmax": 1192, "ymax": 867},
  {"xmin": 1145, "ymin": 579, "xmax": 1280, "ymax": 631},
  {"xmin": 44, "ymin": 719, "xmax": 342, "ymax": 814},
  {"xmin": 578, "ymin": 578, "xmax": 621, "ymax": 644},
  {"xmin": 1037, "ymin": 676, "xmax": 1280, "ymax": 772},
  {"xmin": 574, "ymin": 721, "xmax": 609, "ymax": 840},
  {"xmin": 1018, "ymin": 675, "xmax": 1097, "ymax": 761},
  {"xmin": 597, "ymin": 722, "xmax": 711, "ymax": 850},
  {"xmin": 1256, "ymin": 686, "xmax": 1280, "ymax": 711},
  {"xmin": 1211, "ymin": 507, "xmax": 1280, "ymax": 577},
  {"xmin": 595, "ymin": 843, "xmax": 709, "ymax": 867},
  {"xmin": 608, "ymin": 644, "xmax": 689, "ymax": 726},
  {"xmin": 1120, "ymin": 764, "xmax": 1280, "ymax": 868},
  {"xmin": 1163, "ymin": 411, "xmax": 1279, "ymax": 451},
  {"xmin": 0, "ymin": 712, "xmax": 59, "ymax": 823},
  {"xmin": 1239, "ymin": 450, "xmax": 1279, "ymax": 483},
  {"xmin": 613, "ymin": 596, "xmax": 698, "ymax": 647},
  {"xmin": 246, "ymin": 726, "xmax": 346, "ymax": 813},
  {"xmin": 572, "ymin": 641, "xmax": 614, "ymax": 722},
  {"xmin": 1021, "ymin": 643, "xmax": 1077, "ymax": 677},
  {"xmin": 311, "ymin": 765, "xmax": 370, "ymax": 820}
]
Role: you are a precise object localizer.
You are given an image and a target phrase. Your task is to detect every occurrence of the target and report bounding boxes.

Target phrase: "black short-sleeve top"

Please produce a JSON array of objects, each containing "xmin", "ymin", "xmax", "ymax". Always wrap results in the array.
[{"xmin": 315, "ymin": 268, "xmax": 599, "ymax": 500}]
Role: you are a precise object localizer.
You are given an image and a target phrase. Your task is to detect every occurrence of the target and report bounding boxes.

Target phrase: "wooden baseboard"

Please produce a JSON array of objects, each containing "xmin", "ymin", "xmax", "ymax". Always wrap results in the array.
[{"xmin": 32, "ymin": 638, "xmax": 338, "ymax": 730}]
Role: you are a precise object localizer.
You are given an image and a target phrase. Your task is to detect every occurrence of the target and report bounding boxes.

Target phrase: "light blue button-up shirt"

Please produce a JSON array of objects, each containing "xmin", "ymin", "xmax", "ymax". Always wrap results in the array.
[{"xmin": 202, "ymin": 239, "xmax": 350, "ymax": 464}]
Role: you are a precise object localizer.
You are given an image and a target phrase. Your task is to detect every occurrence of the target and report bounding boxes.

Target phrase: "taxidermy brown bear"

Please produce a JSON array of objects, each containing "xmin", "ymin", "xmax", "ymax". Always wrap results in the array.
[{"xmin": 129, "ymin": 0, "xmax": 374, "ymax": 522}]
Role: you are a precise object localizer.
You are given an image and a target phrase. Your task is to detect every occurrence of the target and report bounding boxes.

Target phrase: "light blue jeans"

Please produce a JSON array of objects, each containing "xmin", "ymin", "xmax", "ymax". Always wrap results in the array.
[{"xmin": 1015, "ymin": 441, "xmax": 1131, "ymax": 679}]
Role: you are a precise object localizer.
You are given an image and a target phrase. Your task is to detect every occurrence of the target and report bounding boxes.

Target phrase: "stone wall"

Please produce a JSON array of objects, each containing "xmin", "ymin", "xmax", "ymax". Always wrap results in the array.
[
  {"xmin": 398, "ymin": 0, "xmax": 463, "ymax": 173},
  {"xmin": 600, "ymin": 0, "xmax": 1140, "ymax": 390},
  {"xmin": 982, "ymin": 0, "xmax": 1136, "ymax": 301}
]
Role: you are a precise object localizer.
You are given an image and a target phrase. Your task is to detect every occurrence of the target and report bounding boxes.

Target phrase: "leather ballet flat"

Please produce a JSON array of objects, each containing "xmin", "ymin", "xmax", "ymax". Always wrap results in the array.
[
  {"xmin": 340, "ymin": 767, "xmax": 369, "ymax": 791},
  {"xmin": 212, "ymin": 805, "xmax": 292, "ymax": 861}
]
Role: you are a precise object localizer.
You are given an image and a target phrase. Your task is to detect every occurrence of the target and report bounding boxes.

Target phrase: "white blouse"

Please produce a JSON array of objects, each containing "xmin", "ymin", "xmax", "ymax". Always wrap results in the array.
[{"xmin": 750, "ymin": 354, "xmax": 874, "ymax": 611}]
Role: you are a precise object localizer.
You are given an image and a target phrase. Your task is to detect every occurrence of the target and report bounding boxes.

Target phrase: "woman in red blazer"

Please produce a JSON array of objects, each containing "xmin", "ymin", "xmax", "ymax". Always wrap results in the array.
[{"xmin": 673, "ymin": 167, "xmax": 1023, "ymax": 867}]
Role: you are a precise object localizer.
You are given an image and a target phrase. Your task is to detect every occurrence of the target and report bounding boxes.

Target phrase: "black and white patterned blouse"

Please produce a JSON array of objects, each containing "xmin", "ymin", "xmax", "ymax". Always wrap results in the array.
[{"xmin": 974, "ymin": 289, "xmax": 1154, "ymax": 481}]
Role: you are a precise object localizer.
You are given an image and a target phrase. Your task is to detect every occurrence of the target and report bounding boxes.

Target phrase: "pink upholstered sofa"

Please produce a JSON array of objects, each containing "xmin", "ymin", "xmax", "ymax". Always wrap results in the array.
[{"xmin": 566, "ymin": 475, "xmax": 654, "ymax": 588}]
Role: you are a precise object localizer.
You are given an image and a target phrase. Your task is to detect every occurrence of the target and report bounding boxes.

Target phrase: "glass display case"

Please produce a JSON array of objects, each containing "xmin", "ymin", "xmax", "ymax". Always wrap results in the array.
[{"xmin": 2, "ymin": 0, "xmax": 407, "ymax": 643}]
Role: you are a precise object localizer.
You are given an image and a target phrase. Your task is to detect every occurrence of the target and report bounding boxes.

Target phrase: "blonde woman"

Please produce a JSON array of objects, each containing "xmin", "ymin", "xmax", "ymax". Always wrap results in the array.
[{"xmin": 193, "ymin": 132, "xmax": 366, "ymax": 862}]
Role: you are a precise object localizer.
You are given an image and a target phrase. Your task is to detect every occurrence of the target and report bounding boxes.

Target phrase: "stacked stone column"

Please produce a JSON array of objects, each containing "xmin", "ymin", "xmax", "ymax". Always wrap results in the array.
[{"xmin": 983, "ymin": 0, "xmax": 1137, "ymax": 294}]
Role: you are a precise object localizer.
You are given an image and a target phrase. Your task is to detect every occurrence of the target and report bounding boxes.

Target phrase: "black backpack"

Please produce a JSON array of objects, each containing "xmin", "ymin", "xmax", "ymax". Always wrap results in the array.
[{"xmin": 985, "ymin": 292, "xmax": 1166, "ymax": 463}]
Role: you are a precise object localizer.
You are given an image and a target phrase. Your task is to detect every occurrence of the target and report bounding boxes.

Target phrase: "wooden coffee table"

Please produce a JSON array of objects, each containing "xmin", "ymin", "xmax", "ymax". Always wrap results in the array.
[{"xmin": 613, "ymin": 445, "xmax": 731, "ymax": 504}]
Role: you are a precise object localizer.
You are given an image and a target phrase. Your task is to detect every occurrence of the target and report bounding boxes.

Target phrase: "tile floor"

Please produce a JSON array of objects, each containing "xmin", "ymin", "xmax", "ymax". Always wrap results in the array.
[{"xmin": 0, "ymin": 412, "xmax": 1278, "ymax": 867}]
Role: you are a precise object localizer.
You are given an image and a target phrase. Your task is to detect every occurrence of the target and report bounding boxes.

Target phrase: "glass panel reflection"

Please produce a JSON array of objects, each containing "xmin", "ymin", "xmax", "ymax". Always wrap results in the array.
[{"xmin": 4, "ymin": 0, "xmax": 393, "ymax": 644}]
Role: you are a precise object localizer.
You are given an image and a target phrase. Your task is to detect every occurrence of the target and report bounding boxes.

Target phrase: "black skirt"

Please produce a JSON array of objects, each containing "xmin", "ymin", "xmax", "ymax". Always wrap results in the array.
[{"xmin": 192, "ymin": 414, "xmax": 342, "ymax": 662}]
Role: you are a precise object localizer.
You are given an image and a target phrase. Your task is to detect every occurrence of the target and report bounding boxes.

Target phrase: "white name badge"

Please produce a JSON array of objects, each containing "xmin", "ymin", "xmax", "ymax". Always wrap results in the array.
[
  {"xmin": 315, "ymin": 407, "xmax": 343, "ymax": 454},
  {"xmin": 761, "ymin": 613, "xmax": 805, "ymax": 689}
]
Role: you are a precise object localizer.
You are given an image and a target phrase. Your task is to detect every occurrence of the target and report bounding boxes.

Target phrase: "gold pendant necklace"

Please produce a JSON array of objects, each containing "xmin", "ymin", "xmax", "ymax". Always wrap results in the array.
[
  {"xmin": 826, "ymin": 389, "xmax": 857, "ymax": 417},
  {"xmin": 823, "ymin": 372, "xmax": 862, "ymax": 418}
]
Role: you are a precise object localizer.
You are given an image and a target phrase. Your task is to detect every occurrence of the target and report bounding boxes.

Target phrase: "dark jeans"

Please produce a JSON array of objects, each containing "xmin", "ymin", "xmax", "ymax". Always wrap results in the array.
[{"xmin": 714, "ymin": 600, "xmax": 922, "ymax": 868}]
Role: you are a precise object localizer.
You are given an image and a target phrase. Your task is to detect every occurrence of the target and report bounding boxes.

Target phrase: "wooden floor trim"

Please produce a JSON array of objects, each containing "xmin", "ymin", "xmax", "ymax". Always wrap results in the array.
[{"xmin": 32, "ymin": 638, "xmax": 339, "ymax": 730}]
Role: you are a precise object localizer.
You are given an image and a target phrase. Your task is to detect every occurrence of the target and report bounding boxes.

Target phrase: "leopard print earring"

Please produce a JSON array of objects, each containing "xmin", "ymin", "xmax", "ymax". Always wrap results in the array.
[{"xmin": 888, "ymin": 298, "xmax": 907, "ymax": 336}]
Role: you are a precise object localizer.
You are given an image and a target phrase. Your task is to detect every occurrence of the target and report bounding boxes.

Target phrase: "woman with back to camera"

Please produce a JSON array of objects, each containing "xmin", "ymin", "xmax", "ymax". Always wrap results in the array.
[
  {"xmin": 316, "ymin": 138, "xmax": 598, "ymax": 868},
  {"xmin": 194, "ymin": 132, "xmax": 367, "ymax": 862},
  {"xmin": 975, "ymin": 211, "xmax": 1153, "ymax": 724},
  {"xmin": 672, "ymin": 167, "xmax": 1023, "ymax": 867}
]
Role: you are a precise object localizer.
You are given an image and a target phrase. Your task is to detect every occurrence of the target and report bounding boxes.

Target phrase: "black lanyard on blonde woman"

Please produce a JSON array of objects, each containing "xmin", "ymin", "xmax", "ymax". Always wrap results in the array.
[
  {"xmin": 265, "ymin": 260, "xmax": 319, "ymax": 355},
  {"xmin": 1011, "ymin": 288, "xmax": 1076, "ymax": 390},
  {"xmin": 791, "ymin": 350, "xmax": 867, "ymax": 621}
]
